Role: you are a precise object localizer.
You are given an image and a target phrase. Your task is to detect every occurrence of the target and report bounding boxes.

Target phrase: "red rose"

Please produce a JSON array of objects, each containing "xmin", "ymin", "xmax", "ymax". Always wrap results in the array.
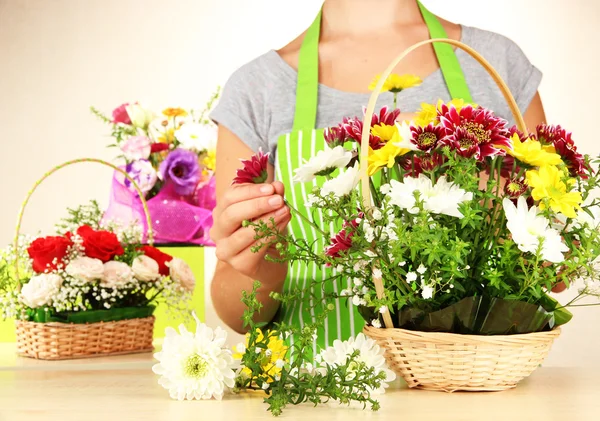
[
  {"xmin": 139, "ymin": 246, "xmax": 173, "ymax": 276},
  {"xmin": 77, "ymin": 225, "xmax": 124, "ymax": 262},
  {"xmin": 27, "ymin": 235, "xmax": 73, "ymax": 273}
]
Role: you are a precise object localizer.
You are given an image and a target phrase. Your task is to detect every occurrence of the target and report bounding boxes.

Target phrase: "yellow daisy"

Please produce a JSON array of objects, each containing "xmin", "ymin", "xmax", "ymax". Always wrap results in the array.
[
  {"xmin": 414, "ymin": 98, "xmax": 476, "ymax": 127},
  {"xmin": 369, "ymin": 74, "xmax": 422, "ymax": 93},
  {"xmin": 367, "ymin": 131, "xmax": 411, "ymax": 176},
  {"xmin": 371, "ymin": 123, "xmax": 398, "ymax": 142},
  {"xmin": 501, "ymin": 133, "xmax": 563, "ymax": 167},
  {"xmin": 233, "ymin": 329, "xmax": 288, "ymax": 383},
  {"xmin": 201, "ymin": 150, "xmax": 216, "ymax": 173},
  {"xmin": 526, "ymin": 165, "xmax": 582, "ymax": 218}
]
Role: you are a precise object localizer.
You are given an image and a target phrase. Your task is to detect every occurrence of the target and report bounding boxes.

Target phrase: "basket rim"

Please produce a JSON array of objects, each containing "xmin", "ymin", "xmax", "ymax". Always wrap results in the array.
[
  {"xmin": 363, "ymin": 325, "xmax": 562, "ymax": 340},
  {"xmin": 14, "ymin": 315, "xmax": 156, "ymax": 328}
]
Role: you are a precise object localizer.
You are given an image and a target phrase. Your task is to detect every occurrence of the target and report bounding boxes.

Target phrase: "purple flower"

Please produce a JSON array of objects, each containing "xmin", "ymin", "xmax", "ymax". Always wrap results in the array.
[{"xmin": 159, "ymin": 148, "xmax": 200, "ymax": 196}]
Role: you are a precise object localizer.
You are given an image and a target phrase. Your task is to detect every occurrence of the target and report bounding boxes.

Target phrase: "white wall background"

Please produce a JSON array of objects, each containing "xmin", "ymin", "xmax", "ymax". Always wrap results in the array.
[{"xmin": 1, "ymin": 0, "xmax": 599, "ymax": 365}]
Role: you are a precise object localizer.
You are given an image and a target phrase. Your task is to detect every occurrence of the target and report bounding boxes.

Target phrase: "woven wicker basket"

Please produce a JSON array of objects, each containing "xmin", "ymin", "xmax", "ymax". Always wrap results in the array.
[
  {"xmin": 359, "ymin": 39, "xmax": 561, "ymax": 391},
  {"xmin": 13, "ymin": 159, "xmax": 157, "ymax": 360}
]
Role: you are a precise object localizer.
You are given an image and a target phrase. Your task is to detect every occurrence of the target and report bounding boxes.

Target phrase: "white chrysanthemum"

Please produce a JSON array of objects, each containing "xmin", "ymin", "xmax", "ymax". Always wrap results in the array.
[
  {"xmin": 293, "ymin": 145, "xmax": 352, "ymax": 183},
  {"xmin": 318, "ymin": 333, "xmax": 396, "ymax": 395},
  {"xmin": 320, "ymin": 162, "xmax": 360, "ymax": 197},
  {"xmin": 386, "ymin": 174, "xmax": 472, "ymax": 218},
  {"xmin": 393, "ymin": 120, "xmax": 419, "ymax": 151},
  {"xmin": 152, "ymin": 315, "xmax": 236, "ymax": 401},
  {"xmin": 175, "ymin": 122, "xmax": 217, "ymax": 152},
  {"xmin": 503, "ymin": 197, "xmax": 568, "ymax": 263}
]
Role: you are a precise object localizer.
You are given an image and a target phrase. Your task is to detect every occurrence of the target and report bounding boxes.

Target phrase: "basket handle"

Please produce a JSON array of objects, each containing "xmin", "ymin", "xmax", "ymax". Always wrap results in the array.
[
  {"xmin": 360, "ymin": 38, "xmax": 528, "ymax": 329},
  {"xmin": 14, "ymin": 158, "xmax": 154, "ymax": 286}
]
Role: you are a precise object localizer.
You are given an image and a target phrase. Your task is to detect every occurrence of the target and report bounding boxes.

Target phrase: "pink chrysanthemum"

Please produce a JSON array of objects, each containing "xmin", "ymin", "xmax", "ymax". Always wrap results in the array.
[
  {"xmin": 439, "ymin": 105, "xmax": 510, "ymax": 161},
  {"xmin": 536, "ymin": 124, "xmax": 590, "ymax": 178},
  {"xmin": 409, "ymin": 123, "xmax": 445, "ymax": 152},
  {"xmin": 342, "ymin": 106, "xmax": 401, "ymax": 150},
  {"xmin": 325, "ymin": 215, "xmax": 362, "ymax": 262},
  {"xmin": 232, "ymin": 151, "xmax": 269, "ymax": 184}
]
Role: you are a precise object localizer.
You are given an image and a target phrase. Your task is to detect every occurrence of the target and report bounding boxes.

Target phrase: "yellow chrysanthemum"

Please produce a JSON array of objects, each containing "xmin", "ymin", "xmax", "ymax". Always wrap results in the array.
[
  {"xmin": 201, "ymin": 149, "xmax": 216, "ymax": 172},
  {"xmin": 526, "ymin": 165, "xmax": 582, "ymax": 218},
  {"xmin": 157, "ymin": 127, "xmax": 176, "ymax": 144},
  {"xmin": 414, "ymin": 98, "xmax": 476, "ymax": 127},
  {"xmin": 371, "ymin": 123, "xmax": 398, "ymax": 142},
  {"xmin": 367, "ymin": 131, "xmax": 411, "ymax": 176},
  {"xmin": 369, "ymin": 73, "xmax": 422, "ymax": 93},
  {"xmin": 501, "ymin": 133, "xmax": 563, "ymax": 167},
  {"xmin": 233, "ymin": 329, "xmax": 288, "ymax": 383},
  {"xmin": 162, "ymin": 107, "xmax": 188, "ymax": 118}
]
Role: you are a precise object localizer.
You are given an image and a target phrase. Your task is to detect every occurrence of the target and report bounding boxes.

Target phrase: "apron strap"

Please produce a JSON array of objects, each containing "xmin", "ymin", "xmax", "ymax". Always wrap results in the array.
[
  {"xmin": 292, "ymin": 9, "xmax": 321, "ymax": 132},
  {"xmin": 292, "ymin": 3, "xmax": 473, "ymax": 131},
  {"xmin": 417, "ymin": 1, "xmax": 473, "ymax": 103}
]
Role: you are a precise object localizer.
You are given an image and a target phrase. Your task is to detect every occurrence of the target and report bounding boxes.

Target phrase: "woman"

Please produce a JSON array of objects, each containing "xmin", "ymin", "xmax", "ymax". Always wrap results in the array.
[{"xmin": 209, "ymin": 0, "xmax": 547, "ymax": 344}]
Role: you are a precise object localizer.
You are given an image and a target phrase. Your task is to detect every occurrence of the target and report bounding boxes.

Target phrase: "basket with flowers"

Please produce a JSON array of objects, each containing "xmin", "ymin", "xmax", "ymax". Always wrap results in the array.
[
  {"xmin": 0, "ymin": 159, "xmax": 196, "ymax": 360},
  {"xmin": 236, "ymin": 39, "xmax": 600, "ymax": 392},
  {"xmin": 90, "ymin": 89, "xmax": 220, "ymax": 245}
]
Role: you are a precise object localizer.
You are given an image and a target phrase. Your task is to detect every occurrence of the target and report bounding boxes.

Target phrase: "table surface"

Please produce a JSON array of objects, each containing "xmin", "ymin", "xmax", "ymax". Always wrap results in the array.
[{"xmin": 1, "ymin": 343, "xmax": 599, "ymax": 421}]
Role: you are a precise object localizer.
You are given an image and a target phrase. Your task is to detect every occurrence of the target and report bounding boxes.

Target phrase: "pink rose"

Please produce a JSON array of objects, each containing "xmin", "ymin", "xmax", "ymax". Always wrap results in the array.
[
  {"xmin": 132, "ymin": 255, "xmax": 160, "ymax": 281},
  {"xmin": 112, "ymin": 103, "xmax": 132, "ymax": 125},
  {"xmin": 101, "ymin": 261, "xmax": 133, "ymax": 289},
  {"xmin": 120, "ymin": 136, "xmax": 152, "ymax": 161},
  {"xmin": 168, "ymin": 258, "xmax": 195, "ymax": 292}
]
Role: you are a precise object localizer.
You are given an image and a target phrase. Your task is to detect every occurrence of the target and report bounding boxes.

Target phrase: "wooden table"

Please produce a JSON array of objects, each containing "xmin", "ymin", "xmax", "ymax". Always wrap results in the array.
[{"xmin": 0, "ymin": 343, "xmax": 598, "ymax": 421}]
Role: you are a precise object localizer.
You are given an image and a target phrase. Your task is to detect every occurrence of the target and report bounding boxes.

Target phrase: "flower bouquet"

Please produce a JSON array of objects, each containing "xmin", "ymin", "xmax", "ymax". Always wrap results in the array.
[
  {"xmin": 0, "ymin": 160, "xmax": 196, "ymax": 360},
  {"xmin": 240, "ymin": 40, "xmax": 600, "ymax": 391},
  {"xmin": 91, "ymin": 89, "xmax": 219, "ymax": 245}
]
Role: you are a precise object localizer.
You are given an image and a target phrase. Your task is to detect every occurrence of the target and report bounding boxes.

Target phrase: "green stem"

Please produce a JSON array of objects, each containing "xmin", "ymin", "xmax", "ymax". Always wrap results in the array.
[
  {"xmin": 393, "ymin": 93, "xmax": 398, "ymax": 110},
  {"xmin": 284, "ymin": 199, "xmax": 328, "ymax": 236}
]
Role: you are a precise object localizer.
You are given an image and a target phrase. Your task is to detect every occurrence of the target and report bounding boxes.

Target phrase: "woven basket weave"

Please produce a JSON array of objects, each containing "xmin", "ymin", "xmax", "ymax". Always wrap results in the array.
[
  {"xmin": 15, "ymin": 316, "xmax": 155, "ymax": 360},
  {"xmin": 13, "ymin": 159, "xmax": 157, "ymax": 360},
  {"xmin": 359, "ymin": 39, "xmax": 561, "ymax": 391}
]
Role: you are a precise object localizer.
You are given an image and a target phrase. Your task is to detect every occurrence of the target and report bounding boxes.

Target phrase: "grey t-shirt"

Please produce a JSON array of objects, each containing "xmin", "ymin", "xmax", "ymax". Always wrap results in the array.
[{"xmin": 210, "ymin": 25, "xmax": 542, "ymax": 165}]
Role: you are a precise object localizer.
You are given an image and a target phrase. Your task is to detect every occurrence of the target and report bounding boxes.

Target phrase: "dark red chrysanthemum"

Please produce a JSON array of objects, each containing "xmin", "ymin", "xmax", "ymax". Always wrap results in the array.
[
  {"xmin": 410, "ymin": 123, "xmax": 445, "ymax": 152},
  {"xmin": 232, "ymin": 151, "xmax": 269, "ymax": 184},
  {"xmin": 401, "ymin": 151, "xmax": 446, "ymax": 177},
  {"xmin": 536, "ymin": 124, "xmax": 590, "ymax": 178},
  {"xmin": 324, "ymin": 125, "xmax": 347, "ymax": 148},
  {"xmin": 439, "ymin": 105, "xmax": 510, "ymax": 161},
  {"xmin": 325, "ymin": 215, "xmax": 362, "ymax": 261},
  {"xmin": 150, "ymin": 142, "xmax": 170, "ymax": 154}
]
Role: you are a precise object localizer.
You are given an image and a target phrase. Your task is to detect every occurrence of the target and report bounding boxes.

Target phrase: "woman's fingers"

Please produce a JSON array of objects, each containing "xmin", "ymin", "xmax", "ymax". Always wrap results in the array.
[
  {"xmin": 215, "ymin": 206, "xmax": 290, "ymax": 263},
  {"xmin": 218, "ymin": 195, "xmax": 285, "ymax": 236},
  {"xmin": 220, "ymin": 183, "xmax": 275, "ymax": 208}
]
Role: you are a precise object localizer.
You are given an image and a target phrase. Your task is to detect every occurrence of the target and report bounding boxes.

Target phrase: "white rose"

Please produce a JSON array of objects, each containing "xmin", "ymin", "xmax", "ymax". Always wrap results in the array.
[
  {"xmin": 168, "ymin": 258, "xmax": 195, "ymax": 292},
  {"xmin": 126, "ymin": 104, "xmax": 155, "ymax": 129},
  {"xmin": 20, "ymin": 274, "xmax": 63, "ymax": 308},
  {"xmin": 132, "ymin": 255, "xmax": 160, "ymax": 281},
  {"xmin": 101, "ymin": 261, "xmax": 133, "ymax": 289},
  {"xmin": 65, "ymin": 257, "xmax": 104, "ymax": 284}
]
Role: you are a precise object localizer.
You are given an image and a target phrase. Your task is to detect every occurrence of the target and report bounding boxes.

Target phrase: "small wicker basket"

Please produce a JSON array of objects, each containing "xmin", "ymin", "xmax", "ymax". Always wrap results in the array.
[
  {"xmin": 13, "ymin": 159, "xmax": 156, "ymax": 360},
  {"xmin": 359, "ymin": 38, "xmax": 561, "ymax": 391}
]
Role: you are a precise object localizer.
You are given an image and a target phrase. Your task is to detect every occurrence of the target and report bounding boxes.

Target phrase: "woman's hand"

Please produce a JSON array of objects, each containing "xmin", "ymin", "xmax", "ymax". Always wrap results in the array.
[{"xmin": 210, "ymin": 181, "xmax": 291, "ymax": 280}]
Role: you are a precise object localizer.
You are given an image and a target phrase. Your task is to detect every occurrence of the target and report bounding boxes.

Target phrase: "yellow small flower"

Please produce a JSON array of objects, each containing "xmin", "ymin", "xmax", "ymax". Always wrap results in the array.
[
  {"xmin": 201, "ymin": 150, "xmax": 216, "ymax": 172},
  {"xmin": 233, "ymin": 329, "xmax": 288, "ymax": 383},
  {"xmin": 501, "ymin": 133, "xmax": 563, "ymax": 167},
  {"xmin": 414, "ymin": 99, "xmax": 476, "ymax": 127},
  {"xmin": 157, "ymin": 127, "xmax": 176, "ymax": 144},
  {"xmin": 162, "ymin": 107, "xmax": 188, "ymax": 118},
  {"xmin": 369, "ymin": 74, "xmax": 422, "ymax": 93},
  {"xmin": 526, "ymin": 165, "xmax": 582, "ymax": 218},
  {"xmin": 371, "ymin": 123, "xmax": 398, "ymax": 142},
  {"xmin": 367, "ymin": 131, "xmax": 411, "ymax": 176}
]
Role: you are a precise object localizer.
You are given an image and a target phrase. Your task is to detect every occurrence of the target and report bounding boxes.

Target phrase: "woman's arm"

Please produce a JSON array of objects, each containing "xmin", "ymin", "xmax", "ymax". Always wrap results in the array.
[
  {"xmin": 523, "ymin": 92, "xmax": 547, "ymax": 130},
  {"xmin": 209, "ymin": 126, "xmax": 291, "ymax": 333}
]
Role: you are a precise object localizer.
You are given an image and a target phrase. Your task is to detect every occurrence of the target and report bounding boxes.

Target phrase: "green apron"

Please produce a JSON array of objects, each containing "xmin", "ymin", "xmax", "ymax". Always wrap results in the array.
[{"xmin": 274, "ymin": 1, "xmax": 473, "ymax": 352}]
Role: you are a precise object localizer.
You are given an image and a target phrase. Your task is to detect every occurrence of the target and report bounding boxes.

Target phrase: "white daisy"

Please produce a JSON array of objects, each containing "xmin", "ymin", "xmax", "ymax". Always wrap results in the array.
[
  {"xmin": 152, "ymin": 314, "xmax": 236, "ymax": 401},
  {"xmin": 406, "ymin": 272, "xmax": 418, "ymax": 283},
  {"xmin": 416, "ymin": 264, "xmax": 427, "ymax": 275},
  {"xmin": 320, "ymin": 162, "xmax": 360, "ymax": 198}
]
